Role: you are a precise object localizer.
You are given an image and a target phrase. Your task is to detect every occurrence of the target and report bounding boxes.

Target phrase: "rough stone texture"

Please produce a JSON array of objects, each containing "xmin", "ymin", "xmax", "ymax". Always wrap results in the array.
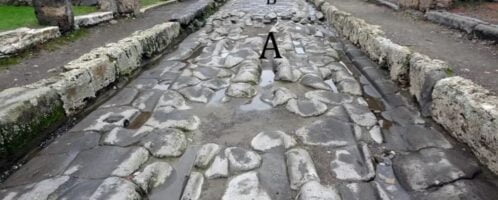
[
  {"xmin": 393, "ymin": 147, "xmax": 480, "ymax": 191},
  {"xmin": 286, "ymin": 148, "xmax": 320, "ymax": 190},
  {"xmin": 132, "ymin": 22, "xmax": 181, "ymax": 58},
  {"xmin": 329, "ymin": 144, "xmax": 375, "ymax": 181},
  {"xmin": 286, "ymin": 98, "xmax": 328, "ymax": 117},
  {"xmin": 145, "ymin": 106, "xmax": 201, "ymax": 131},
  {"xmin": 222, "ymin": 171, "xmax": 271, "ymax": 200},
  {"xmin": 195, "ymin": 143, "xmax": 222, "ymax": 168},
  {"xmin": 74, "ymin": 12, "xmax": 114, "ymax": 27},
  {"xmin": 132, "ymin": 161, "xmax": 173, "ymax": 193},
  {"xmin": 89, "ymin": 177, "xmax": 142, "ymax": 200},
  {"xmin": 432, "ymin": 76, "xmax": 498, "ymax": 175},
  {"xmin": 474, "ymin": 24, "xmax": 498, "ymax": 41},
  {"xmin": 140, "ymin": 128, "xmax": 187, "ymax": 158},
  {"xmin": 0, "ymin": 176, "xmax": 70, "ymax": 200},
  {"xmin": 181, "ymin": 171, "xmax": 205, "ymax": 200},
  {"xmin": 251, "ymin": 131, "xmax": 296, "ymax": 152},
  {"xmin": 226, "ymin": 83, "xmax": 258, "ymax": 98},
  {"xmin": 257, "ymin": 151, "xmax": 292, "ymax": 200},
  {"xmin": 225, "ymin": 147, "xmax": 262, "ymax": 173},
  {"xmin": 33, "ymin": 0, "xmax": 74, "ymax": 33},
  {"xmin": 205, "ymin": 153, "xmax": 229, "ymax": 179},
  {"xmin": 296, "ymin": 118, "xmax": 355, "ymax": 147},
  {"xmin": 0, "ymin": 27, "xmax": 61, "ymax": 58},
  {"xmin": 299, "ymin": 181, "xmax": 341, "ymax": 200},
  {"xmin": 409, "ymin": 52, "xmax": 449, "ymax": 116}
]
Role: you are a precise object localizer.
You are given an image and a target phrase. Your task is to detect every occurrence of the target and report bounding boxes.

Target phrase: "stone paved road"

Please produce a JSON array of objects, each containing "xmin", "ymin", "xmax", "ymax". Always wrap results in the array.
[{"xmin": 1, "ymin": 0, "xmax": 498, "ymax": 199}]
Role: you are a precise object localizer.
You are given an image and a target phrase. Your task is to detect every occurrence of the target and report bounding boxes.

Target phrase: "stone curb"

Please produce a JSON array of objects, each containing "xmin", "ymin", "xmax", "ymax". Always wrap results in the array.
[
  {"xmin": 140, "ymin": 0, "xmax": 177, "ymax": 13},
  {"xmin": 0, "ymin": 0, "xmax": 225, "ymax": 168},
  {"xmin": 314, "ymin": 0, "xmax": 498, "ymax": 175},
  {"xmin": 426, "ymin": 10, "xmax": 498, "ymax": 41},
  {"xmin": 0, "ymin": 27, "xmax": 61, "ymax": 58}
]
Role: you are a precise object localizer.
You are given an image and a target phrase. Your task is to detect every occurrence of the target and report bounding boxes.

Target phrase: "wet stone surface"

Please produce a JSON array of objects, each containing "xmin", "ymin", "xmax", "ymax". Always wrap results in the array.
[{"xmin": 2, "ymin": 0, "xmax": 498, "ymax": 198}]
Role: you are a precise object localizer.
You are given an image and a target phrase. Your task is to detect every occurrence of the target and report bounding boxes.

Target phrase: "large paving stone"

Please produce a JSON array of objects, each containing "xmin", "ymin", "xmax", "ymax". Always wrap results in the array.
[
  {"xmin": 87, "ymin": 177, "xmax": 141, "ymax": 200},
  {"xmin": 330, "ymin": 144, "xmax": 375, "ymax": 181},
  {"xmin": 64, "ymin": 146, "xmax": 149, "ymax": 179},
  {"xmin": 393, "ymin": 148, "xmax": 480, "ymax": 191},
  {"xmin": 296, "ymin": 118, "xmax": 356, "ymax": 147},
  {"xmin": 180, "ymin": 171, "xmax": 204, "ymax": 200},
  {"xmin": 257, "ymin": 150, "xmax": 292, "ymax": 200},
  {"xmin": 225, "ymin": 147, "xmax": 262, "ymax": 173},
  {"xmin": 140, "ymin": 128, "xmax": 187, "ymax": 158},
  {"xmin": 251, "ymin": 131, "xmax": 296, "ymax": 152},
  {"xmin": 305, "ymin": 90, "xmax": 354, "ymax": 105},
  {"xmin": 385, "ymin": 124, "xmax": 452, "ymax": 151},
  {"xmin": 226, "ymin": 83, "xmax": 258, "ymax": 98},
  {"xmin": 299, "ymin": 181, "xmax": 341, "ymax": 200},
  {"xmin": 132, "ymin": 161, "xmax": 173, "ymax": 193},
  {"xmin": 286, "ymin": 98, "xmax": 328, "ymax": 117},
  {"xmin": 0, "ymin": 176, "xmax": 70, "ymax": 200},
  {"xmin": 205, "ymin": 152, "xmax": 229, "ymax": 179},
  {"xmin": 101, "ymin": 88, "xmax": 138, "ymax": 108},
  {"xmin": 264, "ymin": 87, "xmax": 297, "ymax": 107},
  {"xmin": 40, "ymin": 131, "xmax": 100, "ymax": 155},
  {"xmin": 344, "ymin": 103, "xmax": 377, "ymax": 127},
  {"xmin": 300, "ymin": 74, "xmax": 331, "ymax": 90},
  {"xmin": 286, "ymin": 148, "xmax": 320, "ymax": 190},
  {"xmin": 195, "ymin": 143, "xmax": 222, "ymax": 169},
  {"xmin": 179, "ymin": 86, "xmax": 215, "ymax": 103},
  {"xmin": 155, "ymin": 90, "xmax": 190, "ymax": 110},
  {"xmin": 71, "ymin": 106, "xmax": 140, "ymax": 133},
  {"xmin": 222, "ymin": 171, "xmax": 271, "ymax": 200},
  {"xmin": 145, "ymin": 106, "xmax": 201, "ymax": 131},
  {"xmin": 338, "ymin": 182, "xmax": 380, "ymax": 200},
  {"xmin": 102, "ymin": 126, "xmax": 154, "ymax": 147},
  {"xmin": 171, "ymin": 76, "xmax": 201, "ymax": 90},
  {"xmin": 131, "ymin": 89, "xmax": 162, "ymax": 112},
  {"xmin": 413, "ymin": 179, "xmax": 498, "ymax": 200}
]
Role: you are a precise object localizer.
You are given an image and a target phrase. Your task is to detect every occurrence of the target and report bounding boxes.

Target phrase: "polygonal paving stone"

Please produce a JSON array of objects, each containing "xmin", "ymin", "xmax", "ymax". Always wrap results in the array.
[
  {"xmin": 286, "ymin": 98, "xmax": 328, "ymax": 117},
  {"xmin": 274, "ymin": 58, "xmax": 302, "ymax": 82},
  {"xmin": 102, "ymin": 126, "xmax": 154, "ymax": 146},
  {"xmin": 299, "ymin": 181, "xmax": 341, "ymax": 200},
  {"xmin": 325, "ymin": 105, "xmax": 352, "ymax": 122},
  {"xmin": 88, "ymin": 177, "xmax": 141, "ymax": 200},
  {"xmin": 304, "ymin": 90, "xmax": 354, "ymax": 105},
  {"xmin": 222, "ymin": 171, "xmax": 271, "ymax": 200},
  {"xmin": 337, "ymin": 79, "xmax": 362, "ymax": 96},
  {"xmin": 261, "ymin": 87, "xmax": 297, "ymax": 107},
  {"xmin": 155, "ymin": 90, "xmax": 190, "ymax": 110},
  {"xmin": 40, "ymin": 131, "xmax": 100, "ymax": 155},
  {"xmin": 381, "ymin": 106, "xmax": 423, "ymax": 126},
  {"xmin": 202, "ymin": 78, "xmax": 230, "ymax": 90},
  {"xmin": 413, "ymin": 179, "xmax": 498, "ymax": 200},
  {"xmin": 71, "ymin": 106, "xmax": 140, "ymax": 133},
  {"xmin": 179, "ymin": 85, "xmax": 215, "ymax": 103},
  {"xmin": 0, "ymin": 176, "xmax": 70, "ymax": 200},
  {"xmin": 296, "ymin": 118, "xmax": 356, "ymax": 147},
  {"xmin": 300, "ymin": 74, "xmax": 331, "ymax": 90},
  {"xmin": 205, "ymin": 152, "xmax": 229, "ymax": 179},
  {"xmin": 343, "ymin": 103, "xmax": 377, "ymax": 127},
  {"xmin": 195, "ymin": 143, "xmax": 222, "ymax": 169},
  {"xmin": 145, "ymin": 106, "xmax": 201, "ymax": 131},
  {"xmin": 330, "ymin": 144, "xmax": 375, "ymax": 181},
  {"xmin": 225, "ymin": 147, "xmax": 262, "ymax": 173},
  {"xmin": 139, "ymin": 61, "xmax": 185, "ymax": 80},
  {"xmin": 393, "ymin": 148, "xmax": 480, "ymax": 191},
  {"xmin": 64, "ymin": 146, "xmax": 149, "ymax": 179},
  {"xmin": 129, "ymin": 78, "xmax": 159, "ymax": 90},
  {"xmin": 251, "ymin": 131, "xmax": 296, "ymax": 152},
  {"xmin": 131, "ymin": 89, "xmax": 163, "ymax": 112},
  {"xmin": 171, "ymin": 76, "xmax": 201, "ymax": 90},
  {"xmin": 100, "ymin": 87, "xmax": 138, "ymax": 108},
  {"xmin": 140, "ymin": 128, "xmax": 187, "ymax": 158},
  {"xmin": 133, "ymin": 161, "xmax": 173, "ymax": 193},
  {"xmin": 232, "ymin": 60, "xmax": 261, "ymax": 84},
  {"xmin": 193, "ymin": 67, "xmax": 229, "ymax": 80},
  {"xmin": 258, "ymin": 151, "xmax": 292, "ymax": 200},
  {"xmin": 181, "ymin": 172, "xmax": 204, "ymax": 200},
  {"xmin": 338, "ymin": 182, "xmax": 380, "ymax": 200},
  {"xmin": 385, "ymin": 124, "xmax": 452, "ymax": 151},
  {"xmin": 226, "ymin": 83, "xmax": 258, "ymax": 98},
  {"xmin": 286, "ymin": 148, "xmax": 320, "ymax": 190}
]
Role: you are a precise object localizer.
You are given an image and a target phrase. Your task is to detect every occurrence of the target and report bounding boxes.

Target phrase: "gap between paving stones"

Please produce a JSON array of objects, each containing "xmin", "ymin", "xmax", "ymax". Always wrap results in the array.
[
  {"xmin": 0, "ymin": 0, "xmax": 225, "ymax": 172},
  {"xmin": 315, "ymin": 0, "xmax": 498, "ymax": 175}
]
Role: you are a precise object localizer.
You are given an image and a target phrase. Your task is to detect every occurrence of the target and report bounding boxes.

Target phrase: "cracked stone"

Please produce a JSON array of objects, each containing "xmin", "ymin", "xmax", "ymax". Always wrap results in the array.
[
  {"xmin": 286, "ymin": 98, "xmax": 328, "ymax": 117},
  {"xmin": 393, "ymin": 148, "xmax": 480, "ymax": 191},
  {"xmin": 330, "ymin": 144, "xmax": 375, "ymax": 181},
  {"xmin": 251, "ymin": 131, "xmax": 296, "ymax": 152},
  {"xmin": 222, "ymin": 171, "xmax": 271, "ymax": 200},
  {"xmin": 226, "ymin": 147, "xmax": 262, "ymax": 173},
  {"xmin": 140, "ymin": 128, "xmax": 187, "ymax": 158},
  {"xmin": 179, "ymin": 86, "xmax": 215, "ymax": 103},
  {"xmin": 145, "ymin": 106, "xmax": 201, "ymax": 131},
  {"xmin": 226, "ymin": 83, "xmax": 258, "ymax": 98},
  {"xmin": 195, "ymin": 143, "xmax": 222, "ymax": 169},
  {"xmin": 286, "ymin": 148, "xmax": 320, "ymax": 190},
  {"xmin": 296, "ymin": 118, "xmax": 356, "ymax": 147},
  {"xmin": 299, "ymin": 181, "xmax": 341, "ymax": 200},
  {"xmin": 132, "ymin": 161, "xmax": 173, "ymax": 193}
]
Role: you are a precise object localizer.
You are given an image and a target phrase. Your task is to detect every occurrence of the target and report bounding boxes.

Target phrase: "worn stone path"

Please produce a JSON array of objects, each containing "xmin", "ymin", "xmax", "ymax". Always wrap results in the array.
[
  {"xmin": 0, "ymin": 0, "xmax": 203, "ymax": 91},
  {"xmin": 1, "ymin": 0, "xmax": 498, "ymax": 199}
]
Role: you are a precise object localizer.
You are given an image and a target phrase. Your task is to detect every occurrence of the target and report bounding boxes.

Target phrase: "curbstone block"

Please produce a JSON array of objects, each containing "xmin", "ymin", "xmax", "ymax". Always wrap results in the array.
[
  {"xmin": 473, "ymin": 24, "xmax": 498, "ymax": 42},
  {"xmin": 425, "ymin": 11, "xmax": 484, "ymax": 34},
  {"xmin": 51, "ymin": 68, "xmax": 96, "ymax": 115},
  {"xmin": 0, "ymin": 27, "xmax": 60, "ymax": 58},
  {"xmin": 432, "ymin": 76, "xmax": 498, "ymax": 174},
  {"xmin": 409, "ymin": 53, "xmax": 449, "ymax": 116},
  {"xmin": 75, "ymin": 11, "xmax": 114, "ymax": 27},
  {"xmin": 132, "ymin": 22, "xmax": 181, "ymax": 58}
]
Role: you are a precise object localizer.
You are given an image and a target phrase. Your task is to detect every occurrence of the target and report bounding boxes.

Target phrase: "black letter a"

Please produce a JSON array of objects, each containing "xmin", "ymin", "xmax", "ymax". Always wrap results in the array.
[
  {"xmin": 267, "ymin": 0, "xmax": 276, "ymax": 4},
  {"xmin": 260, "ymin": 32, "xmax": 282, "ymax": 59}
]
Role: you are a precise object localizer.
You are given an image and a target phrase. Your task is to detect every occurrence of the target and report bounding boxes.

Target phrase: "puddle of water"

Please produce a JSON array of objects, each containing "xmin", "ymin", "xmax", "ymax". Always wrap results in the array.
[
  {"xmin": 239, "ymin": 93, "xmax": 272, "ymax": 111},
  {"xmin": 324, "ymin": 79, "xmax": 338, "ymax": 93},
  {"xmin": 260, "ymin": 69, "xmax": 275, "ymax": 87},
  {"xmin": 127, "ymin": 112, "xmax": 152, "ymax": 129}
]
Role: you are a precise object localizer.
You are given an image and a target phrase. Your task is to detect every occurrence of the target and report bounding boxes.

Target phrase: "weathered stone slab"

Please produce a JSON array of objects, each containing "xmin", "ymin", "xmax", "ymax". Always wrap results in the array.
[
  {"xmin": 133, "ymin": 161, "xmax": 173, "ymax": 193},
  {"xmin": 296, "ymin": 118, "xmax": 356, "ymax": 147},
  {"xmin": 101, "ymin": 88, "xmax": 138, "ymax": 108},
  {"xmin": 330, "ymin": 144, "xmax": 375, "ymax": 181},
  {"xmin": 300, "ymin": 74, "xmax": 331, "ymax": 90},
  {"xmin": 258, "ymin": 150, "xmax": 292, "ymax": 200},
  {"xmin": 40, "ymin": 131, "xmax": 100, "ymax": 155},
  {"xmin": 0, "ymin": 27, "xmax": 60, "ymax": 57},
  {"xmin": 226, "ymin": 147, "xmax": 262, "ymax": 173},
  {"xmin": 305, "ymin": 90, "xmax": 354, "ymax": 105},
  {"xmin": 251, "ymin": 131, "xmax": 296, "ymax": 152},
  {"xmin": 155, "ymin": 90, "xmax": 190, "ymax": 110},
  {"xmin": 0, "ymin": 176, "xmax": 70, "ymax": 200},
  {"xmin": 338, "ymin": 182, "xmax": 380, "ymax": 200},
  {"xmin": 145, "ymin": 106, "xmax": 201, "ymax": 131},
  {"xmin": 226, "ymin": 83, "xmax": 257, "ymax": 98},
  {"xmin": 286, "ymin": 148, "xmax": 320, "ymax": 190},
  {"xmin": 385, "ymin": 124, "xmax": 452, "ymax": 151},
  {"xmin": 286, "ymin": 98, "xmax": 328, "ymax": 117},
  {"xmin": 181, "ymin": 171, "xmax": 205, "ymax": 200},
  {"xmin": 299, "ymin": 181, "xmax": 341, "ymax": 200},
  {"xmin": 393, "ymin": 147, "xmax": 480, "ymax": 191},
  {"xmin": 71, "ymin": 106, "xmax": 139, "ymax": 133},
  {"xmin": 344, "ymin": 103, "xmax": 377, "ymax": 127},
  {"xmin": 131, "ymin": 89, "xmax": 163, "ymax": 112},
  {"xmin": 88, "ymin": 177, "xmax": 141, "ymax": 200},
  {"xmin": 222, "ymin": 171, "xmax": 271, "ymax": 200},
  {"xmin": 195, "ymin": 143, "xmax": 222, "ymax": 169},
  {"xmin": 102, "ymin": 126, "xmax": 153, "ymax": 146},
  {"xmin": 205, "ymin": 152, "xmax": 229, "ymax": 179},
  {"xmin": 179, "ymin": 86, "xmax": 215, "ymax": 103},
  {"xmin": 75, "ymin": 11, "xmax": 114, "ymax": 27},
  {"xmin": 413, "ymin": 179, "xmax": 498, "ymax": 200}
]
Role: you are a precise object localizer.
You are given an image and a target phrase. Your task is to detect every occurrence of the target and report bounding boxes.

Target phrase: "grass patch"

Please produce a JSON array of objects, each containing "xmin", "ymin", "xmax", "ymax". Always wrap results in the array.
[
  {"xmin": 0, "ymin": 6, "xmax": 97, "ymax": 31},
  {"xmin": 140, "ymin": 0, "xmax": 165, "ymax": 7}
]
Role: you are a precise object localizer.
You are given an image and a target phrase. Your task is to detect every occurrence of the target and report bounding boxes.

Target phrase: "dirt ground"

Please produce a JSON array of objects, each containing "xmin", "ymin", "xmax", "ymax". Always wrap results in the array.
[
  {"xmin": 326, "ymin": 0, "xmax": 498, "ymax": 95},
  {"xmin": 450, "ymin": 2, "xmax": 498, "ymax": 24}
]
